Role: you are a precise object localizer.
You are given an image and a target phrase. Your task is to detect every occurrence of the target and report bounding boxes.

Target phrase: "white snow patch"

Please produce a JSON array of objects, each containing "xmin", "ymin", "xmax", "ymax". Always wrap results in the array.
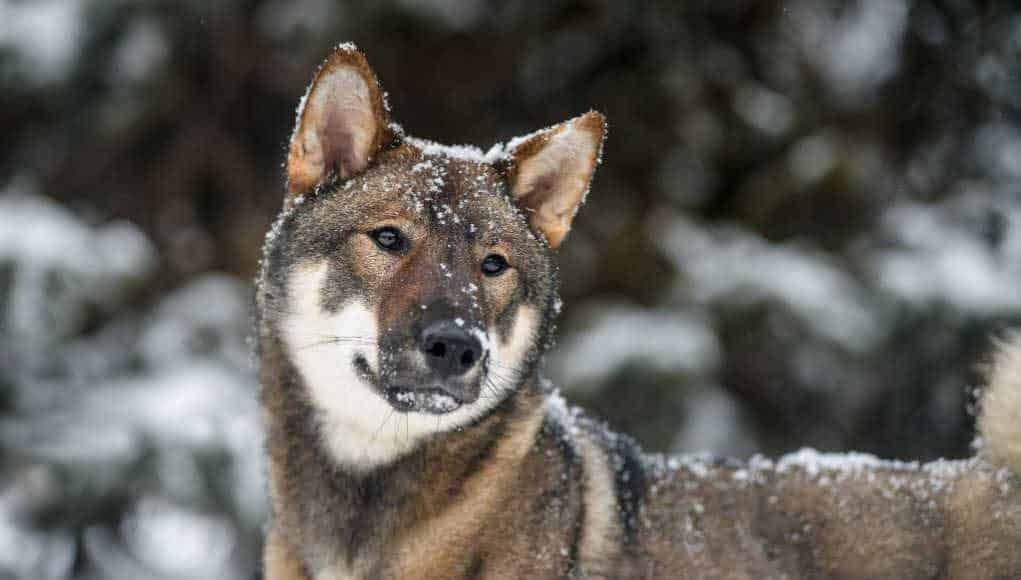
[
  {"xmin": 405, "ymin": 136, "xmax": 507, "ymax": 164},
  {"xmin": 776, "ymin": 448, "xmax": 919, "ymax": 476},
  {"xmin": 0, "ymin": 185, "xmax": 156, "ymax": 346},
  {"xmin": 13, "ymin": 362, "xmax": 258, "ymax": 460},
  {"xmin": 868, "ymin": 201, "xmax": 1021, "ymax": 313},
  {"xmin": 0, "ymin": 503, "xmax": 74, "ymax": 578},
  {"xmin": 733, "ymin": 83, "xmax": 795, "ymax": 136},
  {"xmin": 653, "ymin": 212, "xmax": 883, "ymax": 352},
  {"xmin": 423, "ymin": 391, "xmax": 459, "ymax": 413},
  {"xmin": 121, "ymin": 496, "xmax": 235, "ymax": 579},
  {"xmin": 411, "ymin": 160, "xmax": 434, "ymax": 173},
  {"xmin": 792, "ymin": 0, "xmax": 909, "ymax": 100},
  {"xmin": 109, "ymin": 16, "xmax": 169, "ymax": 85},
  {"xmin": 404, "ymin": 115, "xmax": 601, "ymax": 167},
  {"xmin": 0, "ymin": 0, "xmax": 84, "ymax": 84},
  {"xmin": 973, "ymin": 123, "xmax": 1021, "ymax": 179},
  {"xmin": 549, "ymin": 304, "xmax": 720, "ymax": 392},
  {"xmin": 140, "ymin": 274, "xmax": 252, "ymax": 370}
]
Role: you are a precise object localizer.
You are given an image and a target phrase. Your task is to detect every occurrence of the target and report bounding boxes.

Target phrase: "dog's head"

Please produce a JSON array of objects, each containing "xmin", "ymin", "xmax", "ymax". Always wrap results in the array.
[{"xmin": 259, "ymin": 44, "xmax": 604, "ymax": 468}]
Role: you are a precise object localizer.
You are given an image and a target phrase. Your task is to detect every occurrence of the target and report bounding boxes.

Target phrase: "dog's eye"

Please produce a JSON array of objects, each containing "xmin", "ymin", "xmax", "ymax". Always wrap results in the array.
[
  {"xmin": 370, "ymin": 227, "xmax": 407, "ymax": 252},
  {"xmin": 481, "ymin": 254, "xmax": 509, "ymax": 276}
]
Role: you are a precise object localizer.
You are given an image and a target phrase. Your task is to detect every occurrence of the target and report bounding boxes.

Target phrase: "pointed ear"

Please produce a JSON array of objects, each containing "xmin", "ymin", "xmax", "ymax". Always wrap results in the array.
[
  {"xmin": 287, "ymin": 44, "xmax": 393, "ymax": 196},
  {"xmin": 505, "ymin": 111, "xmax": 606, "ymax": 248}
]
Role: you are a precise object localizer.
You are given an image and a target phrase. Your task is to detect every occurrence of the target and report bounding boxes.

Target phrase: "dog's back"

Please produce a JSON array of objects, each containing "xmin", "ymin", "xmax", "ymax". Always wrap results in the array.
[{"xmin": 259, "ymin": 44, "xmax": 1021, "ymax": 579}]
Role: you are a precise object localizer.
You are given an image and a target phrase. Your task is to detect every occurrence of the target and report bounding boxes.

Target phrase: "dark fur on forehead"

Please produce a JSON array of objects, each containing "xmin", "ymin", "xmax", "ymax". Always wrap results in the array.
[
  {"xmin": 262, "ymin": 142, "xmax": 561, "ymax": 352},
  {"xmin": 286, "ymin": 146, "xmax": 548, "ymax": 270},
  {"xmin": 294, "ymin": 146, "xmax": 519, "ymax": 237}
]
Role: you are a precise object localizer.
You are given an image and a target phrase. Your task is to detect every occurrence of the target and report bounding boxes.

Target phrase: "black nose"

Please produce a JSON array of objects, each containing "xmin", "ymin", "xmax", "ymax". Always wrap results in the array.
[{"xmin": 421, "ymin": 321, "xmax": 483, "ymax": 377}]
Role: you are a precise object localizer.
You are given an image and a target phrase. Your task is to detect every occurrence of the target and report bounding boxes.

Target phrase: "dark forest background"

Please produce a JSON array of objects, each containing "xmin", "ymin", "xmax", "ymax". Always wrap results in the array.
[{"xmin": 2, "ymin": 0, "xmax": 1020, "ymax": 577}]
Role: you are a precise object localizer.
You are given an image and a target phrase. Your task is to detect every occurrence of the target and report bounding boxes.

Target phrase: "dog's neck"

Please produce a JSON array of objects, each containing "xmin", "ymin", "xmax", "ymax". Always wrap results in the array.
[{"xmin": 261, "ymin": 339, "xmax": 547, "ymax": 572}]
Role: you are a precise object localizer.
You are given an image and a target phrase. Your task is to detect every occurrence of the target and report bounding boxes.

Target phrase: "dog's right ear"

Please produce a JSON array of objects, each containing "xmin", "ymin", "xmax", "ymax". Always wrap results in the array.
[{"xmin": 287, "ymin": 44, "xmax": 393, "ymax": 197}]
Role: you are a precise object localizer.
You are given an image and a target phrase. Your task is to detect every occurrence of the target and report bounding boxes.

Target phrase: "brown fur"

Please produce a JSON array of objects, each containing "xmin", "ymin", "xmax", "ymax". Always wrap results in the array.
[
  {"xmin": 978, "ymin": 336, "xmax": 1021, "ymax": 475},
  {"xmin": 260, "ymin": 44, "xmax": 1021, "ymax": 579},
  {"xmin": 287, "ymin": 45, "xmax": 395, "ymax": 196},
  {"xmin": 503, "ymin": 110, "xmax": 606, "ymax": 248},
  {"xmin": 262, "ymin": 347, "xmax": 583, "ymax": 579},
  {"xmin": 264, "ymin": 345, "xmax": 1021, "ymax": 578}
]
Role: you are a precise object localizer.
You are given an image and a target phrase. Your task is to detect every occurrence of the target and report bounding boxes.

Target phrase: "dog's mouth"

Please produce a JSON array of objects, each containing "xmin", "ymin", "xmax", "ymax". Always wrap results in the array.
[
  {"xmin": 383, "ymin": 386, "xmax": 464, "ymax": 414},
  {"xmin": 354, "ymin": 354, "xmax": 466, "ymax": 414}
]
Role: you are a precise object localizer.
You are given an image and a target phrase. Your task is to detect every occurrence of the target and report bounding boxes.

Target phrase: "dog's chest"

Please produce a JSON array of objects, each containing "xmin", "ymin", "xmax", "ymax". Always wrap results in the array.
[{"xmin": 314, "ymin": 565, "xmax": 358, "ymax": 580}]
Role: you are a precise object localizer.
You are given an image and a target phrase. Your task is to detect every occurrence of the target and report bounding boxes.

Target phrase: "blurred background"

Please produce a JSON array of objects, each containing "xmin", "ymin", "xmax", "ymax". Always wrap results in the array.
[{"xmin": 2, "ymin": 0, "xmax": 1020, "ymax": 577}]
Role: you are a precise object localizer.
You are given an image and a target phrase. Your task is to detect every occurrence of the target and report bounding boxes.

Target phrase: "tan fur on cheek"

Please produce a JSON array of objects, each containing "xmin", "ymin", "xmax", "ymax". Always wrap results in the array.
[
  {"xmin": 346, "ymin": 212, "xmax": 426, "ymax": 316},
  {"xmin": 482, "ymin": 269, "xmax": 519, "ymax": 329},
  {"xmin": 348, "ymin": 234, "xmax": 391, "ymax": 286}
]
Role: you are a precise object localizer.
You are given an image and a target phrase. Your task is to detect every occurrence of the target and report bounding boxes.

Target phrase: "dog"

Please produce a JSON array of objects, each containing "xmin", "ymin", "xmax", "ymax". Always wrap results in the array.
[{"xmin": 257, "ymin": 43, "xmax": 1021, "ymax": 579}]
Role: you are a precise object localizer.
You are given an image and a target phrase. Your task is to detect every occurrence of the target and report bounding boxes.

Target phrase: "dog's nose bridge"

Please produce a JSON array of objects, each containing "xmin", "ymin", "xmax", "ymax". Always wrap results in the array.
[
  {"xmin": 416, "ymin": 244, "xmax": 484, "ymax": 317},
  {"xmin": 381, "ymin": 237, "xmax": 476, "ymax": 317},
  {"xmin": 417, "ymin": 298, "xmax": 483, "ymax": 335},
  {"xmin": 381, "ymin": 235, "xmax": 487, "ymax": 348}
]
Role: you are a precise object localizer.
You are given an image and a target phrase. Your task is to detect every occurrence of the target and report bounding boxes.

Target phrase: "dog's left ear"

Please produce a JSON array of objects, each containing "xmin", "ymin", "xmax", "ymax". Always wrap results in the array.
[
  {"xmin": 287, "ymin": 44, "xmax": 393, "ymax": 196},
  {"xmin": 505, "ymin": 111, "xmax": 606, "ymax": 249}
]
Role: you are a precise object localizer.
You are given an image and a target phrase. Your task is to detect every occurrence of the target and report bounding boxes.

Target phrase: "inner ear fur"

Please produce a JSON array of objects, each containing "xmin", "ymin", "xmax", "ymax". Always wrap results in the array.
[
  {"xmin": 287, "ymin": 44, "xmax": 393, "ymax": 197},
  {"xmin": 505, "ymin": 111, "xmax": 606, "ymax": 249}
]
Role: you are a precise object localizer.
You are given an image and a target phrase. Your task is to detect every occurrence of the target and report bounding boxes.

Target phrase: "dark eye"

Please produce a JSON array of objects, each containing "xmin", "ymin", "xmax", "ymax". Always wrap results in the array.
[
  {"xmin": 481, "ymin": 254, "xmax": 509, "ymax": 276},
  {"xmin": 370, "ymin": 227, "xmax": 407, "ymax": 252}
]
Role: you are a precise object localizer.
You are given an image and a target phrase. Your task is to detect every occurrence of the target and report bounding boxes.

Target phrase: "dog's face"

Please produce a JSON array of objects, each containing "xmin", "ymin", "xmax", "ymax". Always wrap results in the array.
[
  {"xmin": 276, "ymin": 150, "xmax": 552, "ymax": 441},
  {"xmin": 260, "ymin": 45, "xmax": 604, "ymax": 469}
]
